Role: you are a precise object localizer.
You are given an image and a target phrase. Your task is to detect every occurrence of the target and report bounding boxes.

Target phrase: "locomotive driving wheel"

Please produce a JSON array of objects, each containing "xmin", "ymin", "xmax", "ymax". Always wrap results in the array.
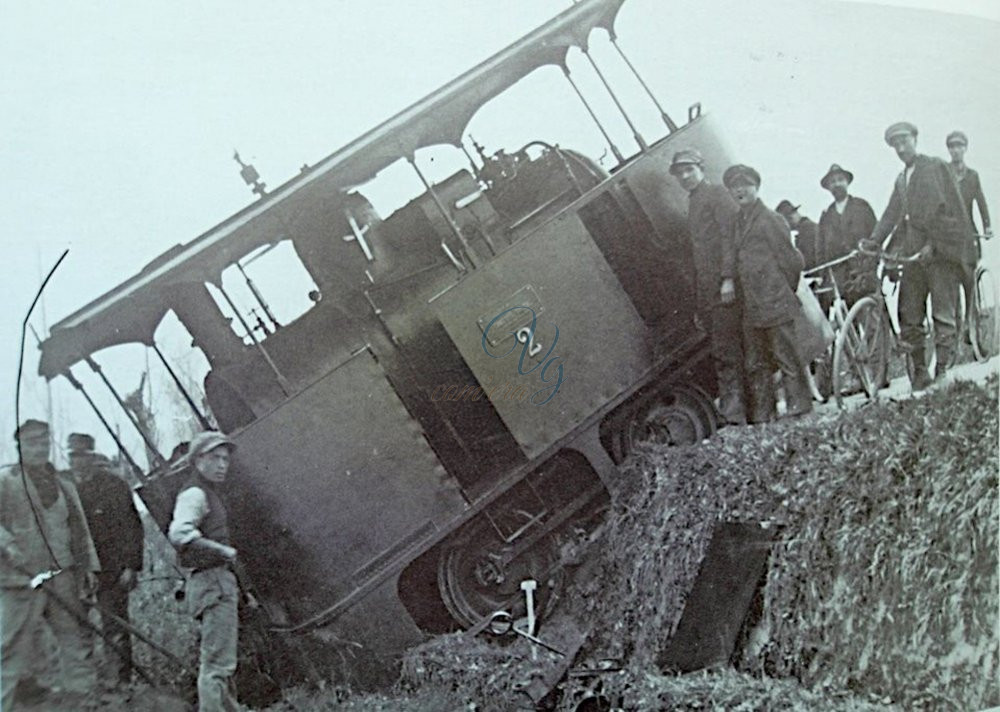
[
  {"xmin": 437, "ymin": 516, "xmax": 563, "ymax": 630},
  {"xmin": 611, "ymin": 390, "xmax": 706, "ymax": 461}
]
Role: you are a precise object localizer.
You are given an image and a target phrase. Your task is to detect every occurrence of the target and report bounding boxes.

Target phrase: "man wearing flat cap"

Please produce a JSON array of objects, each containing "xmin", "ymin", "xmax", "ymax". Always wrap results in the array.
[
  {"xmin": 69, "ymin": 432, "xmax": 144, "ymax": 685},
  {"xmin": 724, "ymin": 165, "xmax": 812, "ymax": 422},
  {"xmin": 863, "ymin": 121, "xmax": 974, "ymax": 388},
  {"xmin": 169, "ymin": 430, "xmax": 241, "ymax": 711},
  {"xmin": 817, "ymin": 164, "xmax": 878, "ymax": 310},
  {"xmin": 946, "ymin": 131, "xmax": 992, "ymax": 241},
  {"xmin": 775, "ymin": 200, "xmax": 820, "ymax": 271},
  {"xmin": 670, "ymin": 148, "xmax": 747, "ymax": 424},
  {"xmin": 1, "ymin": 420, "xmax": 100, "ymax": 711},
  {"xmin": 947, "ymin": 131, "xmax": 991, "ymax": 337}
]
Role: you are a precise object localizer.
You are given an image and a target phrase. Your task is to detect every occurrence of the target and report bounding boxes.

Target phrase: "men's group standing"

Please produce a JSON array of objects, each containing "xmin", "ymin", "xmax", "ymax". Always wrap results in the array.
[{"xmin": 672, "ymin": 120, "xmax": 988, "ymax": 417}]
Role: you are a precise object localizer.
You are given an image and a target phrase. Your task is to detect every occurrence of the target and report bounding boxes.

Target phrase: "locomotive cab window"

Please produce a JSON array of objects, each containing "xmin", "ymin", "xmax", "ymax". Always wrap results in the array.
[{"xmin": 207, "ymin": 240, "xmax": 320, "ymax": 344}]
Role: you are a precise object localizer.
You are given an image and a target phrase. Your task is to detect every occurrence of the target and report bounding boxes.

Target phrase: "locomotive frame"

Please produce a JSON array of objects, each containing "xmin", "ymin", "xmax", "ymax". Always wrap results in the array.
[{"xmin": 36, "ymin": 0, "xmax": 737, "ymax": 685}]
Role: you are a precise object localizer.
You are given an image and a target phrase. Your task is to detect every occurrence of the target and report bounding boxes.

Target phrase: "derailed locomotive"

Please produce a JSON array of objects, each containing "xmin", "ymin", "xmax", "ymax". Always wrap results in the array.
[{"xmin": 37, "ymin": 0, "xmax": 737, "ymax": 685}]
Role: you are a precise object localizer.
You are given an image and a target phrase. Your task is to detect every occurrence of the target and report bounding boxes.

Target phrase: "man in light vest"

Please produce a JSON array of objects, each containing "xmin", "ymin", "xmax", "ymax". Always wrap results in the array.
[{"xmin": 168, "ymin": 431, "xmax": 240, "ymax": 712}]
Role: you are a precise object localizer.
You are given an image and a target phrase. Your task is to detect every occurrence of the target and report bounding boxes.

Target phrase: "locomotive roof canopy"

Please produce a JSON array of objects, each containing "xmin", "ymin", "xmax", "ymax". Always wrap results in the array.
[{"xmin": 38, "ymin": 0, "xmax": 627, "ymax": 379}]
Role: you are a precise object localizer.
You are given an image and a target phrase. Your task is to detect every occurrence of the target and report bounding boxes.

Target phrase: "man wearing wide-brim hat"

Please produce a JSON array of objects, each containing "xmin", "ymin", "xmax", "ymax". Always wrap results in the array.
[
  {"xmin": 816, "ymin": 163, "xmax": 878, "ymax": 310},
  {"xmin": 862, "ymin": 121, "xmax": 974, "ymax": 389},
  {"xmin": 724, "ymin": 164, "xmax": 812, "ymax": 422},
  {"xmin": 775, "ymin": 200, "xmax": 820, "ymax": 271},
  {"xmin": 0, "ymin": 420, "xmax": 100, "ymax": 711},
  {"xmin": 669, "ymin": 148, "xmax": 747, "ymax": 424},
  {"xmin": 168, "ymin": 430, "xmax": 241, "ymax": 712}
]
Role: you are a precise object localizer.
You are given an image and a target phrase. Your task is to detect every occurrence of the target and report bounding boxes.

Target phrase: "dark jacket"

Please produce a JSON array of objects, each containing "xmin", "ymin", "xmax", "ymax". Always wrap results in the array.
[
  {"xmin": 870, "ymin": 154, "xmax": 975, "ymax": 265},
  {"xmin": 176, "ymin": 475, "xmax": 231, "ymax": 571},
  {"xmin": 734, "ymin": 199, "xmax": 805, "ymax": 328},
  {"xmin": 793, "ymin": 218, "xmax": 820, "ymax": 270},
  {"xmin": 950, "ymin": 164, "xmax": 991, "ymax": 232},
  {"xmin": 819, "ymin": 196, "xmax": 877, "ymax": 265},
  {"xmin": 686, "ymin": 180, "xmax": 738, "ymax": 311},
  {"xmin": 76, "ymin": 464, "xmax": 144, "ymax": 574}
]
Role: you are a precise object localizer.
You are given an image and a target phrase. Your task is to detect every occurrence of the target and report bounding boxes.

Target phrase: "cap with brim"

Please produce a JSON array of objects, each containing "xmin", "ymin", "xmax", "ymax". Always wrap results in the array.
[
  {"xmin": 67, "ymin": 433, "xmax": 96, "ymax": 453},
  {"xmin": 15, "ymin": 419, "xmax": 49, "ymax": 440},
  {"xmin": 820, "ymin": 163, "xmax": 854, "ymax": 190},
  {"xmin": 946, "ymin": 130, "xmax": 968, "ymax": 147},
  {"xmin": 188, "ymin": 431, "xmax": 236, "ymax": 462},
  {"xmin": 722, "ymin": 164, "xmax": 761, "ymax": 188},
  {"xmin": 884, "ymin": 121, "xmax": 918, "ymax": 145},
  {"xmin": 669, "ymin": 148, "xmax": 704, "ymax": 175}
]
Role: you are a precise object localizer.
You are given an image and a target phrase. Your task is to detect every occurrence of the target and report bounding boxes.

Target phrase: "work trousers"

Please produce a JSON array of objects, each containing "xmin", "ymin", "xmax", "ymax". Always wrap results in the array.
[
  {"xmin": 1, "ymin": 575, "xmax": 96, "ymax": 712},
  {"xmin": 187, "ymin": 567, "xmax": 240, "ymax": 712},
  {"xmin": 898, "ymin": 259, "xmax": 964, "ymax": 365},
  {"xmin": 701, "ymin": 304, "xmax": 747, "ymax": 424},
  {"xmin": 95, "ymin": 572, "xmax": 133, "ymax": 683},
  {"xmin": 744, "ymin": 319, "xmax": 812, "ymax": 423}
]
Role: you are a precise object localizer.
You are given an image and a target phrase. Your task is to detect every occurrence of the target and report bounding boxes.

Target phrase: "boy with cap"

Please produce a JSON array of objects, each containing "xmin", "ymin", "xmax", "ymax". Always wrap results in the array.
[
  {"xmin": 669, "ymin": 148, "xmax": 747, "ymax": 424},
  {"xmin": 816, "ymin": 164, "xmax": 878, "ymax": 310},
  {"xmin": 863, "ymin": 121, "xmax": 973, "ymax": 388},
  {"xmin": 724, "ymin": 165, "xmax": 812, "ymax": 421},
  {"xmin": 168, "ymin": 430, "xmax": 241, "ymax": 712},
  {"xmin": 69, "ymin": 432, "xmax": 144, "ymax": 685},
  {"xmin": 0, "ymin": 420, "xmax": 100, "ymax": 711},
  {"xmin": 775, "ymin": 200, "xmax": 820, "ymax": 271}
]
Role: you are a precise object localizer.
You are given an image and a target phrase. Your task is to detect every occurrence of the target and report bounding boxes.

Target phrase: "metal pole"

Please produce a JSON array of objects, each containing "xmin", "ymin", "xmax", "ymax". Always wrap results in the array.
[
  {"xmin": 151, "ymin": 343, "xmax": 213, "ymax": 430},
  {"xmin": 235, "ymin": 262, "xmax": 281, "ymax": 331},
  {"xmin": 408, "ymin": 156, "xmax": 478, "ymax": 269},
  {"xmin": 85, "ymin": 357, "xmax": 166, "ymax": 468},
  {"xmin": 217, "ymin": 285, "xmax": 291, "ymax": 396},
  {"xmin": 62, "ymin": 369, "xmax": 146, "ymax": 481},
  {"xmin": 562, "ymin": 66, "xmax": 624, "ymax": 165},
  {"xmin": 582, "ymin": 48, "xmax": 648, "ymax": 151},
  {"xmin": 610, "ymin": 37, "xmax": 678, "ymax": 132}
]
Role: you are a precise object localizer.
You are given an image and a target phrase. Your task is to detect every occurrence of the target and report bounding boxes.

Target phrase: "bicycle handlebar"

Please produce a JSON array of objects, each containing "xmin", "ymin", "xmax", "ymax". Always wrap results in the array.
[{"xmin": 802, "ymin": 250, "xmax": 860, "ymax": 278}]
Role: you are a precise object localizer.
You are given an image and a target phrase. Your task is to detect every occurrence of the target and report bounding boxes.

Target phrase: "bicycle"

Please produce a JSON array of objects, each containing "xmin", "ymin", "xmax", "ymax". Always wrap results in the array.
[
  {"xmin": 830, "ymin": 249, "xmax": 931, "ymax": 407},
  {"xmin": 968, "ymin": 234, "xmax": 997, "ymax": 362},
  {"xmin": 801, "ymin": 251, "xmax": 866, "ymax": 400}
]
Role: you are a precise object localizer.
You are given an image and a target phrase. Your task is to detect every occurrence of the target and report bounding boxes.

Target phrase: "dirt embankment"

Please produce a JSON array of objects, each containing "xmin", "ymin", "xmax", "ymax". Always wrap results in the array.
[{"xmin": 117, "ymin": 378, "xmax": 997, "ymax": 711}]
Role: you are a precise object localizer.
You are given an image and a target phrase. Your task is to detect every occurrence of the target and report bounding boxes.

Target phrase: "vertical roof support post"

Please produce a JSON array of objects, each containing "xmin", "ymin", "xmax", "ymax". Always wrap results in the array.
[
  {"xmin": 581, "ymin": 46, "xmax": 648, "ymax": 152},
  {"xmin": 215, "ymin": 285, "xmax": 292, "ymax": 396},
  {"xmin": 561, "ymin": 65, "xmax": 625, "ymax": 166},
  {"xmin": 609, "ymin": 35, "xmax": 678, "ymax": 132},
  {"xmin": 62, "ymin": 369, "xmax": 147, "ymax": 481},
  {"xmin": 408, "ymin": 155, "xmax": 478, "ymax": 270},
  {"xmin": 151, "ymin": 343, "xmax": 213, "ymax": 431},
  {"xmin": 84, "ymin": 357, "xmax": 167, "ymax": 470}
]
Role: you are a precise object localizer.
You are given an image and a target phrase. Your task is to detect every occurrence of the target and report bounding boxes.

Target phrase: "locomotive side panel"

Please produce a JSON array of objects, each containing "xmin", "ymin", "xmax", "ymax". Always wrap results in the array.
[
  {"xmin": 225, "ymin": 349, "xmax": 467, "ymax": 620},
  {"xmin": 432, "ymin": 215, "xmax": 651, "ymax": 460}
]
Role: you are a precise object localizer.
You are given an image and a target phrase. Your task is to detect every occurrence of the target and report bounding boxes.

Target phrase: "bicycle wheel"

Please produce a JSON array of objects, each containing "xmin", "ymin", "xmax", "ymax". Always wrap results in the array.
[
  {"xmin": 972, "ymin": 265, "xmax": 998, "ymax": 362},
  {"xmin": 832, "ymin": 296, "xmax": 890, "ymax": 408}
]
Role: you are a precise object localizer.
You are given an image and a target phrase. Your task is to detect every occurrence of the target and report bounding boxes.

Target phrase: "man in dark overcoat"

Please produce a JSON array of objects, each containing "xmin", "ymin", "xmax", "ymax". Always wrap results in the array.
[
  {"xmin": 863, "ymin": 121, "xmax": 974, "ymax": 387},
  {"xmin": 669, "ymin": 148, "xmax": 746, "ymax": 424},
  {"xmin": 817, "ymin": 164, "xmax": 878, "ymax": 309},
  {"xmin": 776, "ymin": 200, "xmax": 820, "ymax": 270},
  {"xmin": 69, "ymin": 432, "xmax": 144, "ymax": 685},
  {"xmin": 724, "ymin": 165, "xmax": 811, "ymax": 422}
]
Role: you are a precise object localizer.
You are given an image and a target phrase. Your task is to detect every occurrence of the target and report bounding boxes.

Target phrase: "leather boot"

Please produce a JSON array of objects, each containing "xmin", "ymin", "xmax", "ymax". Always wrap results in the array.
[{"xmin": 910, "ymin": 348, "xmax": 932, "ymax": 391}]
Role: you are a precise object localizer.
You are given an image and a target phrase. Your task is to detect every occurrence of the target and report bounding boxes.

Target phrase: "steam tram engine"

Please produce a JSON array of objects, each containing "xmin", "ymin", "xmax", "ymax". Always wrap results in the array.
[{"xmin": 37, "ymin": 0, "xmax": 737, "ymax": 684}]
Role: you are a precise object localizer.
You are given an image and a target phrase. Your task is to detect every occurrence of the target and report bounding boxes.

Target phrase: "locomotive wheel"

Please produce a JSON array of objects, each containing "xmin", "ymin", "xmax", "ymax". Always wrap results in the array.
[
  {"xmin": 670, "ymin": 384, "xmax": 719, "ymax": 438},
  {"xmin": 613, "ymin": 392, "xmax": 704, "ymax": 461},
  {"xmin": 437, "ymin": 516, "xmax": 564, "ymax": 629}
]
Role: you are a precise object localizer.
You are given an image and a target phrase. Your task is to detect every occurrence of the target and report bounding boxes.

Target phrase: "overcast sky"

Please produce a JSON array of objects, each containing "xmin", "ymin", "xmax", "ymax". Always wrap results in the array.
[{"xmin": 1, "ymin": 0, "xmax": 998, "ymax": 464}]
